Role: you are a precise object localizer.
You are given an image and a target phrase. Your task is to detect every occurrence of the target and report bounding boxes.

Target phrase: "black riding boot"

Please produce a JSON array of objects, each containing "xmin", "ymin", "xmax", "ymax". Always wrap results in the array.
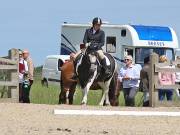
[{"xmin": 101, "ymin": 58, "xmax": 111, "ymax": 76}]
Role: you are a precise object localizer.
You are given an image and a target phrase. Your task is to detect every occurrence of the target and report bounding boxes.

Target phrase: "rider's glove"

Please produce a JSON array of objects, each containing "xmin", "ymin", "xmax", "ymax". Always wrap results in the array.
[{"xmin": 85, "ymin": 42, "xmax": 91, "ymax": 47}]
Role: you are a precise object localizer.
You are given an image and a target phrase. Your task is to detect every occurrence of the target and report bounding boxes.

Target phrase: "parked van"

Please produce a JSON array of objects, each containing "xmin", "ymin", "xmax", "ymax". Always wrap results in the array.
[{"xmin": 41, "ymin": 55, "xmax": 69, "ymax": 87}]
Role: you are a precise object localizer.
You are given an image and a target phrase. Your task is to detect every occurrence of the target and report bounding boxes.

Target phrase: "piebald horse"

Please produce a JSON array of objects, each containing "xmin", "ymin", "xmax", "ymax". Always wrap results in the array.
[
  {"xmin": 75, "ymin": 44, "xmax": 117, "ymax": 105},
  {"xmin": 59, "ymin": 59, "xmax": 119, "ymax": 106}
]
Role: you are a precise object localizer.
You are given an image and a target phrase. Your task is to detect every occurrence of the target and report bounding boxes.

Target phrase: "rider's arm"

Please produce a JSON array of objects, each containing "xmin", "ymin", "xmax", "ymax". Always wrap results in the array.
[
  {"xmin": 83, "ymin": 29, "xmax": 88, "ymax": 44},
  {"xmin": 98, "ymin": 31, "xmax": 105, "ymax": 48}
]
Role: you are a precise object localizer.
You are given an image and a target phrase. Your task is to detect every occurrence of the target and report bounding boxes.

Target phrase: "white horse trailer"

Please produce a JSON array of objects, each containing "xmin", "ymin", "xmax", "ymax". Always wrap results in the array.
[{"xmin": 60, "ymin": 23, "xmax": 179, "ymax": 69}]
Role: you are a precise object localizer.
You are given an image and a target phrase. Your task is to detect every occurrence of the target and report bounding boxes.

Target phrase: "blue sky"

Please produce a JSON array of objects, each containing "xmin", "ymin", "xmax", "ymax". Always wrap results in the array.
[{"xmin": 0, "ymin": 0, "xmax": 180, "ymax": 66}]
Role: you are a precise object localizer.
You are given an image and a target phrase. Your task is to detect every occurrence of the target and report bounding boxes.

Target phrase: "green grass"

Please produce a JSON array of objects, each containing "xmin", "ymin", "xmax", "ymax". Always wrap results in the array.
[
  {"xmin": 30, "ymin": 66, "xmax": 179, "ymax": 106},
  {"xmin": 30, "ymin": 77, "xmax": 60, "ymax": 104},
  {"xmin": 0, "ymin": 66, "xmax": 178, "ymax": 106},
  {"xmin": 30, "ymin": 75, "xmax": 145, "ymax": 106}
]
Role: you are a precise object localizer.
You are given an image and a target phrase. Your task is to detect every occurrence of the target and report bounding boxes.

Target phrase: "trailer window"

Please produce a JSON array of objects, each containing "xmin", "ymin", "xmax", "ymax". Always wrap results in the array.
[
  {"xmin": 106, "ymin": 37, "xmax": 116, "ymax": 53},
  {"xmin": 121, "ymin": 29, "xmax": 126, "ymax": 37}
]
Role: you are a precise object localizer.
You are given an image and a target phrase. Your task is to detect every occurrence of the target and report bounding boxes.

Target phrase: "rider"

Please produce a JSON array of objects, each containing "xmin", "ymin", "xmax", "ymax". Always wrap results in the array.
[{"xmin": 77, "ymin": 17, "xmax": 111, "ymax": 75}]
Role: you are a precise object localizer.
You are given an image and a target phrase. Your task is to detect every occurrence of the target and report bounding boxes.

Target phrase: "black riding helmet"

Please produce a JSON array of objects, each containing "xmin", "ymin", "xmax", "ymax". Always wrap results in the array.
[{"xmin": 92, "ymin": 17, "xmax": 102, "ymax": 26}]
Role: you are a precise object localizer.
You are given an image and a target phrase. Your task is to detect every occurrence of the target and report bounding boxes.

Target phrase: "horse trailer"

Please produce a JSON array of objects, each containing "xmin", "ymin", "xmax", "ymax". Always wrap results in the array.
[{"xmin": 60, "ymin": 23, "xmax": 179, "ymax": 69}]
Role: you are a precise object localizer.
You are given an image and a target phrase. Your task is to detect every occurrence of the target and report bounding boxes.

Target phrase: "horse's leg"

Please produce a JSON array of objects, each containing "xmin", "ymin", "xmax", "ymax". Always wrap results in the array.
[
  {"xmin": 98, "ymin": 82, "xmax": 106, "ymax": 106},
  {"xmin": 81, "ymin": 80, "xmax": 94, "ymax": 105},
  {"xmin": 65, "ymin": 89, "xmax": 69, "ymax": 104},
  {"xmin": 104, "ymin": 80, "xmax": 112, "ymax": 105},
  {"xmin": 81, "ymin": 69, "xmax": 97, "ymax": 105},
  {"xmin": 68, "ymin": 82, "xmax": 77, "ymax": 105},
  {"xmin": 59, "ymin": 81, "xmax": 65, "ymax": 104},
  {"xmin": 81, "ymin": 87, "xmax": 89, "ymax": 105},
  {"xmin": 98, "ymin": 79, "xmax": 111, "ymax": 106},
  {"xmin": 59, "ymin": 90, "xmax": 66, "ymax": 104}
]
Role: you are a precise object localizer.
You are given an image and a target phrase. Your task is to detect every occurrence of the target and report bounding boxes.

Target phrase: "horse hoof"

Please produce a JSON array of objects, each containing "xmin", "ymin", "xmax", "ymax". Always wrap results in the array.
[
  {"xmin": 99, "ymin": 103, "xmax": 104, "ymax": 106},
  {"xmin": 81, "ymin": 102, "xmax": 86, "ymax": 105},
  {"xmin": 104, "ymin": 103, "xmax": 110, "ymax": 106}
]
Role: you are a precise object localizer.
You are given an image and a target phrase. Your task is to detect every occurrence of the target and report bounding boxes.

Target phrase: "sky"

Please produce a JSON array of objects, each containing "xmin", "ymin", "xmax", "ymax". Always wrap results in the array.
[{"xmin": 0, "ymin": 0, "xmax": 180, "ymax": 66}]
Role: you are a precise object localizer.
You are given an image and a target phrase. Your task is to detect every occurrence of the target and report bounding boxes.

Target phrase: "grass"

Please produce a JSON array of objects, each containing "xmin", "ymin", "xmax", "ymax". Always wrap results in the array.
[
  {"xmin": 30, "ymin": 75, "xmax": 145, "ymax": 106},
  {"xmin": 0, "ymin": 66, "xmax": 178, "ymax": 106},
  {"xmin": 30, "ymin": 76, "xmax": 60, "ymax": 104},
  {"xmin": 29, "ymin": 66, "xmax": 179, "ymax": 106}
]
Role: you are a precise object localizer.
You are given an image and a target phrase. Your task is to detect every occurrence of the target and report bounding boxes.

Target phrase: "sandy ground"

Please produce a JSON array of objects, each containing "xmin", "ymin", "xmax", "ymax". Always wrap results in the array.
[{"xmin": 0, "ymin": 103, "xmax": 180, "ymax": 135}]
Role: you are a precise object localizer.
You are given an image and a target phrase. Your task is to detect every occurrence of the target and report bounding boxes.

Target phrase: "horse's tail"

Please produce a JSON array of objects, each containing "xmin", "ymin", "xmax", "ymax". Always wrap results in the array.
[
  {"xmin": 59, "ymin": 71, "xmax": 66, "ymax": 104},
  {"xmin": 108, "ymin": 71, "xmax": 120, "ymax": 106}
]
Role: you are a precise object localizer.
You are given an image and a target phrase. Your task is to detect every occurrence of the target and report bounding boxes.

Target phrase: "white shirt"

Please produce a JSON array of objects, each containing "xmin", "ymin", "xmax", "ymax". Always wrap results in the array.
[
  {"xmin": 19, "ymin": 58, "xmax": 28, "ymax": 83},
  {"xmin": 93, "ymin": 29, "xmax": 96, "ymax": 34},
  {"xmin": 119, "ymin": 64, "xmax": 141, "ymax": 88}
]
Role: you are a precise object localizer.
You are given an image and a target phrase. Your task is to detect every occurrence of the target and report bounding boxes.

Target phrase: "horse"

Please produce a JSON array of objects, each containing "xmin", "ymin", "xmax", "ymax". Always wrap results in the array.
[
  {"xmin": 58, "ymin": 57, "xmax": 119, "ymax": 105},
  {"xmin": 73, "ymin": 44, "xmax": 117, "ymax": 105},
  {"xmin": 59, "ymin": 60, "xmax": 77, "ymax": 104},
  {"xmin": 58, "ymin": 58, "xmax": 119, "ymax": 106}
]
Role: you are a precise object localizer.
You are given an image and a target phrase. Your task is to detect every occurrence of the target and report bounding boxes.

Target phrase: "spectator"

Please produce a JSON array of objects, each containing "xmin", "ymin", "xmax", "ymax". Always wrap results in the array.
[
  {"xmin": 158, "ymin": 55, "xmax": 176, "ymax": 101},
  {"xmin": 23, "ymin": 50, "xmax": 34, "ymax": 103},
  {"xmin": 139, "ymin": 56, "xmax": 150, "ymax": 107},
  {"xmin": 118, "ymin": 55, "xmax": 141, "ymax": 106},
  {"xmin": 175, "ymin": 56, "xmax": 180, "ymax": 96},
  {"xmin": 19, "ymin": 49, "xmax": 28, "ymax": 103}
]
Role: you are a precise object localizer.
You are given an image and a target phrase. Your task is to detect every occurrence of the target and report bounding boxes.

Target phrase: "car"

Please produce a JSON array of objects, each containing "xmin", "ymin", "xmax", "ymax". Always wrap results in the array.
[{"xmin": 41, "ymin": 55, "xmax": 70, "ymax": 87}]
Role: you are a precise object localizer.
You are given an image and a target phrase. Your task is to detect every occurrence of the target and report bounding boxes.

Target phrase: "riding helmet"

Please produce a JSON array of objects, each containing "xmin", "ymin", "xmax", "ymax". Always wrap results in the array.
[{"xmin": 92, "ymin": 17, "xmax": 102, "ymax": 26}]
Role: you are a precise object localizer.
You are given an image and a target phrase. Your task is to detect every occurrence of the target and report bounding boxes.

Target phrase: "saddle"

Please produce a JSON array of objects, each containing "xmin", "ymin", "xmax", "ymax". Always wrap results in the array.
[{"xmin": 74, "ymin": 49, "xmax": 115, "ymax": 82}]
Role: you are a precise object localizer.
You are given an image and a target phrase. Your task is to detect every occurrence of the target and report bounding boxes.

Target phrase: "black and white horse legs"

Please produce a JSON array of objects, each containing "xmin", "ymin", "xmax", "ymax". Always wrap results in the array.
[
  {"xmin": 81, "ymin": 68, "xmax": 98, "ymax": 105},
  {"xmin": 98, "ymin": 80, "xmax": 111, "ymax": 106}
]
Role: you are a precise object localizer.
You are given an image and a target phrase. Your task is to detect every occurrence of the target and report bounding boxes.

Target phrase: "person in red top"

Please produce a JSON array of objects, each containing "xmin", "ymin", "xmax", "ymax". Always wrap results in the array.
[
  {"xmin": 19, "ymin": 50, "xmax": 23, "ymax": 102},
  {"xmin": 19, "ymin": 49, "xmax": 28, "ymax": 102},
  {"xmin": 19, "ymin": 50, "xmax": 24, "ymax": 102}
]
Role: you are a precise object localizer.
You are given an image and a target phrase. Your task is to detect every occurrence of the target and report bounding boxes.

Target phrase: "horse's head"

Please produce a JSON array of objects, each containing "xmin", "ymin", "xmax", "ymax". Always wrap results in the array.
[{"xmin": 83, "ymin": 43, "xmax": 99, "ymax": 66}]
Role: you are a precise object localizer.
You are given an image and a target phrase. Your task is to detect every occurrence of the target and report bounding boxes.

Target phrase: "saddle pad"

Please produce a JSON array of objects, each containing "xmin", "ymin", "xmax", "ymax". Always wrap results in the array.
[{"xmin": 104, "ymin": 55, "xmax": 110, "ymax": 66}]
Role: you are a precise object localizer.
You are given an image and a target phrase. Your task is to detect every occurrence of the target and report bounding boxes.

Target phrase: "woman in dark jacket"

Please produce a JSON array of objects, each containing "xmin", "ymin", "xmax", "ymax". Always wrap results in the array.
[{"xmin": 140, "ymin": 56, "xmax": 150, "ymax": 106}]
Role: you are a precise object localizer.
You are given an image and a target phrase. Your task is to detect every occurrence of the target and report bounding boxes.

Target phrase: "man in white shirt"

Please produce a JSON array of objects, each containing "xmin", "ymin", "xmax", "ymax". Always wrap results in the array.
[{"xmin": 118, "ymin": 55, "xmax": 141, "ymax": 106}]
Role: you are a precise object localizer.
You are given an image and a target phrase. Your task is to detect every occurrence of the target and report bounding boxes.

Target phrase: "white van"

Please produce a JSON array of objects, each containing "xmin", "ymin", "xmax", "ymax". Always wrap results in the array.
[{"xmin": 41, "ymin": 55, "xmax": 70, "ymax": 87}]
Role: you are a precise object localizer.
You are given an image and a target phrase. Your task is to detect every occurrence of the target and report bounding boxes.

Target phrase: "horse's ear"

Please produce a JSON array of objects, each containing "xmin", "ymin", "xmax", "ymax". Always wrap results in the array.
[{"xmin": 80, "ymin": 43, "xmax": 86, "ymax": 49}]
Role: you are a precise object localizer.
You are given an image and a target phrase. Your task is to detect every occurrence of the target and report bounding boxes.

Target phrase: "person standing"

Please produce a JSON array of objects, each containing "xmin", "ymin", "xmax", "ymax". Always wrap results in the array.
[
  {"xmin": 22, "ymin": 50, "xmax": 34, "ymax": 103},
  {"xmin": 19, "ymin": 50, "xmax": 28, "ymax": 103},
  {"xmin": 118, "ymin": 55, "xmax": 141, "ymax": 106},
  {"xmin": 158, "ymin": 55, "xmax": 176, "ymax": 101},
  {"xmin": 139, "ymin": 56, "xmax": 150, "ymax": 106}
]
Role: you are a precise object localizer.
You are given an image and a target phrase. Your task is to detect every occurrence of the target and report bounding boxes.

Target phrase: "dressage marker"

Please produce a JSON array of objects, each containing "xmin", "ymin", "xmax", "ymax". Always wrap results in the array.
[{"xmin": 54, "ymin": 109, "xmax": 180, "ymax": 117}]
